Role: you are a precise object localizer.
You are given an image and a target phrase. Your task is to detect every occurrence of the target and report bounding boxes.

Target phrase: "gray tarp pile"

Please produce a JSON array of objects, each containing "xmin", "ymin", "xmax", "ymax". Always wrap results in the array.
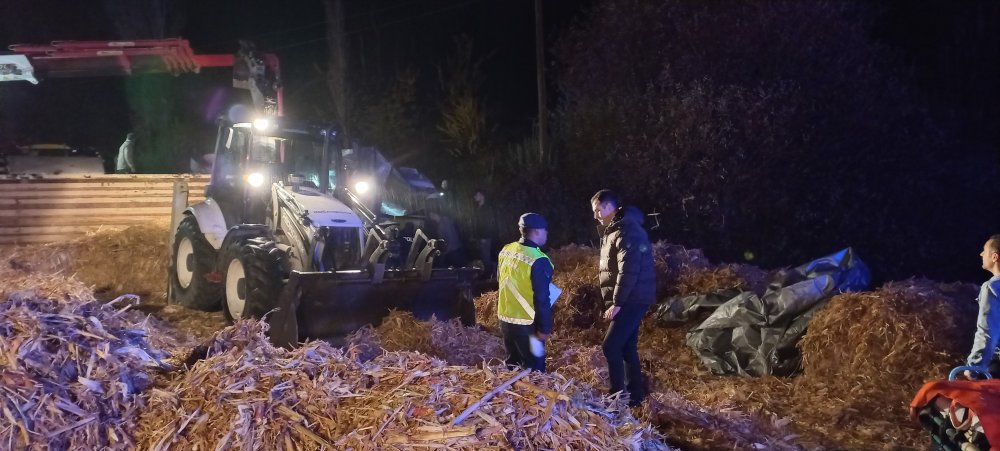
[
  {"xmin": 684, "ymin": 248, "xmax": 870, "ymax": 376},
  {"xmin": 654, "ymin": 288, "xmax": 745, "ymax": 325}
]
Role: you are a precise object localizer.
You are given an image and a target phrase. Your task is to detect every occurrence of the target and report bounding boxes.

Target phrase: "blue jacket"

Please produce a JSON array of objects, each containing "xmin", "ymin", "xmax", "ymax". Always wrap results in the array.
[{"xmin": 968, "ymin": 275, "xmax": 1000, "ymax": 368}]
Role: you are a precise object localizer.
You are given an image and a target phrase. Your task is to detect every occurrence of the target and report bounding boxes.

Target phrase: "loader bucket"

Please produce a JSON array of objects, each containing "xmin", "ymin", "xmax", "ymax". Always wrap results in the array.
[{"xmin": 268, "ymin": 268, "xmax": 478, "ymax": 348}]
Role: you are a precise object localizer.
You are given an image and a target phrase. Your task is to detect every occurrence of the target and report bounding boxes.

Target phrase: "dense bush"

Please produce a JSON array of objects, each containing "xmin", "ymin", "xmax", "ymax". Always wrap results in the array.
[{"xmin": 544, "ymin": 0, "xmax": 998, "ymax": 281}]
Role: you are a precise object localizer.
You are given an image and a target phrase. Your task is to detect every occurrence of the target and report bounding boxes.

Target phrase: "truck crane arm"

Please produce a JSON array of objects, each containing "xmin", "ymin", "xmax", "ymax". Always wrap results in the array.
[{"xmin": 1, "ymin": 38, "xmax": 281, "ymax": 116}]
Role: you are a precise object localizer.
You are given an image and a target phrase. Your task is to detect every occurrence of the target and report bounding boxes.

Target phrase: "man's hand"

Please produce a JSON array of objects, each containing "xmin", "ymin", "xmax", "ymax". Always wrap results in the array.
[
  {"xmin": 534, "ymin": 332, "xmax": 550, "ymax": 341},
  {"xmin": 603, "ymin": 305, "xmax": 620, "ymax": 321}
]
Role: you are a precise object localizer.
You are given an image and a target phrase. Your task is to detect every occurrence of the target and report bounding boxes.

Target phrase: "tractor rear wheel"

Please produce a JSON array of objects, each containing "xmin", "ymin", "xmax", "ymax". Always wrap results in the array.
[
  {"xmin": 170, "ymin": 215, "xmax": 221, "ymax": 311},
  {"xmin": 221, "ymin": 238, "xmax": 287, "ymax": 323}
]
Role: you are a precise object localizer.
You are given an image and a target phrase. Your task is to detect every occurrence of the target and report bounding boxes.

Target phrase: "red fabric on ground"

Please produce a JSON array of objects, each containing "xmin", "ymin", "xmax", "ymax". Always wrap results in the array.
[{"xmin": 911, "ymin": 378, "xmax": 1000, "ymax": 450}]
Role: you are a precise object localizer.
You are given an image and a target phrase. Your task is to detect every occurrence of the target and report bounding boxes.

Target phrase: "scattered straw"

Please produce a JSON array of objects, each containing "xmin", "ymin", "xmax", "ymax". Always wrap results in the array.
[
  {"xmin": 137, "ymin": 320, "xmax": 671, "ymax": 450},
  {"xmin": 346, "ymin": 310, "xmax": 505, "ymax": 366},
  {"xmin": 0, "ymin": 288, "xmax": 174, "ymax": 449},
  {"xmin": 6, "ymin": 228, "xmax": 980, "ymax": 450}
]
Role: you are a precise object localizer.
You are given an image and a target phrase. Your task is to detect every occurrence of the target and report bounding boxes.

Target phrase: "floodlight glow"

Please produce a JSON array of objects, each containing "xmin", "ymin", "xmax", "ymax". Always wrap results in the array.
[
  {"xmin": 253, "ymin": 118, "xmax": 270, "ymax": 130},
  {"xmin": 355, "ymin": 181, "xmax": 370, "ymax": 194},
  {"xmin": 247, "ymin": 172, "xmax": 265, "ymax": 187}
]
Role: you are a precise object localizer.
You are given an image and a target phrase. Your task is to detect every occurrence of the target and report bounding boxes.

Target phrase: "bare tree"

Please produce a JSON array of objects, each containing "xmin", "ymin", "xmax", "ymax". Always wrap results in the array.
[{"xmin": 437, "ymin": 35, "xmax": 492, "ymax": 159}]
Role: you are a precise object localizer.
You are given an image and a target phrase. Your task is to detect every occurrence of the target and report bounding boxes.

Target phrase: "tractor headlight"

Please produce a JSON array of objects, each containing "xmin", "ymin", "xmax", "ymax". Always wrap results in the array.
[
  {"xmin": 247, "ymin": 172, "xmax": 266, "ymax": 187},
  {"xmin": 354, "ymin": 180, "xmax": 370, "ymax": 194}
]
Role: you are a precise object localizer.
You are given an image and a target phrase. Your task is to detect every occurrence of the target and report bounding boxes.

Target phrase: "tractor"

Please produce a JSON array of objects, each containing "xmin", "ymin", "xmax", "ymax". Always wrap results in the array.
[{"xmin": 170, "ymin": 117, "xmax": 478, "ymax": 346}]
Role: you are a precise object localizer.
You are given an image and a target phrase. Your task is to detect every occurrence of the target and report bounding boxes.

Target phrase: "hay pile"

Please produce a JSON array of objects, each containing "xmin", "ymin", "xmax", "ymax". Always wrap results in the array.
[
  {"xmin": 548, "ymin": 245, "xmax": 606, "ymax": 345},
  {"xmin": 346, "ymin": 310, "xmax": 505, "ymax": 366},
  {"xmin": 673, "ymin": 264, "xmax": 765, "ymax": 299},
  {"xmin": 0, "ymin": 267, "xmax": 95, "ymax": 302},
  {"xmin": 4, "ymin": 224, "xmax": 171, "ymax": 300},
  {"xmin": 801, "ymin": 279, "xmax": 976, "ymax": 387},
  {"xmin": 651, "ymin": 242, "xmax": 710, "ymax": 295},
  {"xmin": 3, "ymin": 224, "xmax": 228, "ymax": 340},
  {"xmin": 632, "ymin": 277, "xmax": 984, "ymax": 449},
  {"xmin": 786, "ymin": 278, "xmax": 979, "ymax": 448},
  {"xmin": 138, "ymin": 321, "xmax": 672, "ymax": 450},
  {"xmin": 0, "ymin": 289, "xmax": 175, "ymax": 449}
]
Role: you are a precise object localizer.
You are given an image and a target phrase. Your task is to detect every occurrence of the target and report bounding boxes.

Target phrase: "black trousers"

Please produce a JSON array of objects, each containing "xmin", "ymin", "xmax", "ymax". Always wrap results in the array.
[
  {"xmin": 603, "ymin": 303, "xmax": 649, "ymax": 405},
  {"xmin": 500, "ymin": 321, "xmax": 544, "ymax": 372}
]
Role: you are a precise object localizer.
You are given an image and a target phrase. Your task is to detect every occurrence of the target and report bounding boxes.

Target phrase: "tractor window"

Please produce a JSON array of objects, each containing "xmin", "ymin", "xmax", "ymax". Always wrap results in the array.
[
  {"xmin": 215, "ymin": 128, "xmax": 249, "ymax": 188},
  {"xmin": 249, "ymin": 135, "xmax": 279, "ymax": 163},
  {"xmin": 208, "ymin": 127, "xmax": 251, "ymax": 225},
  {"xmin": 281, "ymin": 141, "xmax": 336, "ymax": 192}
]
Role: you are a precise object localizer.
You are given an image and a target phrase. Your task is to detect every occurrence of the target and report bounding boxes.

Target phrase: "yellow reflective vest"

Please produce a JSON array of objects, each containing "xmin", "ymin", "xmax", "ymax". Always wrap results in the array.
[{"xmin": 497, "ymin": 242, "xmax": 553, "ymax": 325}]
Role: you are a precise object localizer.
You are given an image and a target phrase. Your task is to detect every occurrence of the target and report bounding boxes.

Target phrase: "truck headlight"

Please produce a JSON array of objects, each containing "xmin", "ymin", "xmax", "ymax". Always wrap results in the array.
[{"xmin": 247, "ymin": 172, "xmax": 265, "ymax": 187}]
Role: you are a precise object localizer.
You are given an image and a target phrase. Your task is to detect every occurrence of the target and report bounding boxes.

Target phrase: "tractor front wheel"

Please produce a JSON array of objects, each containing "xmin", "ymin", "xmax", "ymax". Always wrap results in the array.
[
  {"xmin": 221, "ymin": 239, "xmax": 287, "ymax": 323},
  {"xmin": 170, "ymin": 215, "xmax": 221, "ymax": 311}
]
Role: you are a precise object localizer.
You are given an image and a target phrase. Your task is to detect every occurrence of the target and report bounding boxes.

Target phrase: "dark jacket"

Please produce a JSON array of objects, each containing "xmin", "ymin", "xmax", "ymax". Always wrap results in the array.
[
  {"xmin": 471, "ymin": 204, "xmax": 498, "ymax": 240},
  {"xmin": 599, "ymin": 206, "xmax": 657, "ymax": 308},
  {"xmin": 519, "ymin": 238, "xmax": 555, "ymax": 335}
]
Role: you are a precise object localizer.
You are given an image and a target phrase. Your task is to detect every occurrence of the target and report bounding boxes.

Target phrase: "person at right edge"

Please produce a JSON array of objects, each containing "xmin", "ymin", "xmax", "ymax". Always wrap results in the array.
[
  {"xmin": 964, "ymin": 234, "xmax": 1000, "ymax": 379},
  {"xmin": 497, "ymin": 212, "xmax": 554, "ymax": 372},
  {"xmin": 592, "ymin": 189, "xmax": 656, "ymax": 406}
]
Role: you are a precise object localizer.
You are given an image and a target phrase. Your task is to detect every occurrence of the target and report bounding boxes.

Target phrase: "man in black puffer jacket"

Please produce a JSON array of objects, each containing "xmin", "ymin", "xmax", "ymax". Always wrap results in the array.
[{"xmin": 591, "ymin": 189, "xmax": 656, "ymax": 406}]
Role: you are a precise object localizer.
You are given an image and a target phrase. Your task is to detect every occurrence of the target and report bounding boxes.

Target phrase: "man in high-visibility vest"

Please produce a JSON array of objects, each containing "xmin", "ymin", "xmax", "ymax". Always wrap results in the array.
[{"xmin": 497, "ymin": 212, "xmax": 554, "ymax": 372}]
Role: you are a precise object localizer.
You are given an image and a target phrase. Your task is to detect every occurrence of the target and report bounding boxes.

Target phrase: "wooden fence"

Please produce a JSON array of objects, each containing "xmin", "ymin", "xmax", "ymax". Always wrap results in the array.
[{"xmin": 0, "ymin": 175, "xmax": 209, "ymax": 245}]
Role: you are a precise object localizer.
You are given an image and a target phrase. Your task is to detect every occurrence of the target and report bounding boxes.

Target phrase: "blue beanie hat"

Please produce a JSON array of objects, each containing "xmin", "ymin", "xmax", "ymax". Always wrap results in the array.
[{"xmin": 518, "ymin": 212, "xmax": 547, "ymax": 229}]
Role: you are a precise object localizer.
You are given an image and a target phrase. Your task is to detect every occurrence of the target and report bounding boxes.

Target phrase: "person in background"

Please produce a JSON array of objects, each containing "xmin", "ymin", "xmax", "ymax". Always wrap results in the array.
[
  {"xmin": 115, "ymin": 132, "xmax": 136, "ymax": 174},
  {"xmin": 591, "ymin": 189, "xmax": 656, "ymax": 406},
  {"xmin": 497, "ymin": 213, "xmax": 554, "ymax": 372},
  {"xmin": 470, "ymin": 189, "xmax": 499, "ymax": 279},
  {"xmin": 427, "ymin": 201, "xmax": 465, "ymax": 268}
]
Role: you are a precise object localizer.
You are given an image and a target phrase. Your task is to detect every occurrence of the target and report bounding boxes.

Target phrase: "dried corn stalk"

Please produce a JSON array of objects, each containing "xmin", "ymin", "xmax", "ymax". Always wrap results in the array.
[
  {"xmin": 0, "ymin": 291, "xmax": 174, "ymax": 449},
  {"xmin": 138, "ymin": 321, "xmax": 672, "ymax": 450}
]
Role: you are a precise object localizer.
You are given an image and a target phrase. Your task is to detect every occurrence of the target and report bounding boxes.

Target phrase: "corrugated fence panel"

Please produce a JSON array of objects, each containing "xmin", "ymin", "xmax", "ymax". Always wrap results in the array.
[{"xmin": 0, "ymin": 174, "xmax": 210, "ymax": 244}]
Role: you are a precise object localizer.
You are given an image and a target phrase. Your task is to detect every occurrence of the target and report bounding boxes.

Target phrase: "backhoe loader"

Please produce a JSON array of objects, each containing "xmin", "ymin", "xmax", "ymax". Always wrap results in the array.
[{"xmin": 169, "ymin": 117, "xmax": 477, "ymax": 346}]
